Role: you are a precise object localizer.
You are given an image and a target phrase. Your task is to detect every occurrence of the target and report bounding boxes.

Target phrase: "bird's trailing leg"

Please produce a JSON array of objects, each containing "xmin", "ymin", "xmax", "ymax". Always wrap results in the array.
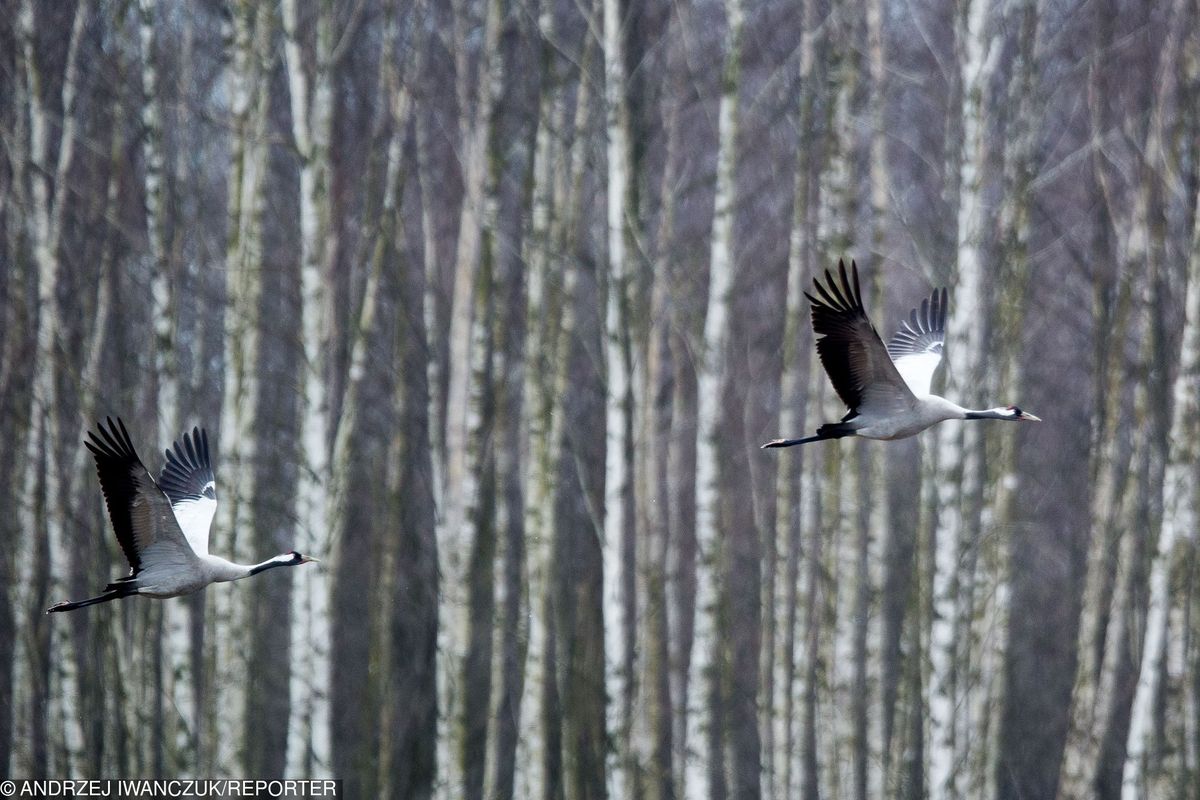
[
  {"xmin": 761, "ymin": 422, "xmax": 857, "ymax": 449},
  {"xmin": 47, "ymin": 587, "xmax": 135, "ymax": 613},
  {"xmin": 761, "ymin": 434, "xmax": 825, "ymax": 448}
]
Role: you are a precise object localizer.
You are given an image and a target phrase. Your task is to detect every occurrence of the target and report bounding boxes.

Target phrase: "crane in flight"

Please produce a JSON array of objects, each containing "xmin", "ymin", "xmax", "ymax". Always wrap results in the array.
[
  {"xmin": 763, "ymin": 260, "xmax": 1039, "ymax": 448},
  {"xmin": 48, "ymin": 418, "xmax": 317, "ymax": 613}
]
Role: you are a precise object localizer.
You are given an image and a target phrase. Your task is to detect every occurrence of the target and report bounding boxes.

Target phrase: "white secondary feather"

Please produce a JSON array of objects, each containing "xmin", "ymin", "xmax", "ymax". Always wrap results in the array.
[
  {"xmin": 158, "ymin": 428, "xmax": 219, "ymax": 558},
  {"xmin": 893, "ymin": 350, "xmax": 944, "ymax": 397},
  {"xmin": 887, "ymin": 287, "xmax": 948, "ymax": 397},
  {"xmin": 171, "ymin": 485, "xmax": 217, "ymax": 557}
]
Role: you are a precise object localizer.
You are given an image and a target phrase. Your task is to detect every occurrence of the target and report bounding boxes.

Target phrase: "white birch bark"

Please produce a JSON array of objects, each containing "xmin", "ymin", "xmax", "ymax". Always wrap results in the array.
[
  {"xmin": 773, "ymin": 6, "xmax": 824, "ymax": 790},
  {"xmin": 442, "ymin": 0, "xmax": 504, "ymax": 565},
  {"xmin": 137, "ymin": 1, "xmax": 193, "ymax": 767},
  {"xmin": 602, "ymin": 0, "xmax": 637, "ymax": 793},
  {"xmin": 514, "ymin": 30, "xmax": 558, "ymax": 799},
  {"xmin": 416, "ymin": 92, "xmax": 445, "ymax": 514},
  {"xmin": 138, "ymin": 0, "xmax": 177, "ymax": 448},
  {"xmin": 863, "ymin": 1, "xmax": 889, "ymax": 773},
  {"xmin": 437, "ymin": 3, "xmax": 504, "ymax": 784},
  {"xmin": 1121, "ymin": 183, "xmax": 1200, "ymax": 800},
  {"xmin": 929, "ymin": 1, "xmax": 994, "ymax": 795},
  {"xmin": 18, "ymin": 0, "xmax": 90, "ymax": 769},
  {"xmin": 213, "ymin": 0, "xmax": 271, "ymax": 773},
  {"xmin": 514, "ymin": 20, "xmax": 597, "ymax": 797},
  {"xmin": 1057, "ymin": 221, "xmax": 1140, "ymax": 799},
  {"xmin": 686, "ymin": 0, "xmax": 742, "ymax": 795},
  {"xmin": 1059, "ymin": 8, "xmax": 1164, "ymax": 786},
  {"xmin": 281, "ymin": 0, "xmax": 335, "ymax": 773},
  {"xmin": 796, "ymin": 372, "xmax": 827, "ymax": 800}
]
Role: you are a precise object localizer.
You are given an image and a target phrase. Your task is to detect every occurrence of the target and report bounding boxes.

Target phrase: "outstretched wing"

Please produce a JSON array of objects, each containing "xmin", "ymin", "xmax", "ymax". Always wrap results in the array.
[
  {"xmin": 158, "ymin": 427, "xmax": 217, "ymax": 557},
  {"xmin": 85, "ymin": 418, "xmax": 200, "ymax": 577},
  {"xmin": 806, "ymin": 260, "xmax": 917, "ymax": 417},
  {"xmin": 886, "ymin": 287, "xmax": 947, "ymax": 397}
]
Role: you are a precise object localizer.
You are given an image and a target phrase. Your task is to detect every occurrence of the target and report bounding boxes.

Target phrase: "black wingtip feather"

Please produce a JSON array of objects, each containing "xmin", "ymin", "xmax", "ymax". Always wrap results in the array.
[
  {"xmin": 804, "ymin": 259, "xmax": 889, "ymax": 412},
  {"xmin": 85, "ymin": 418, "xmax": 147, "ymax": 574},
  {"xmin": 158, "ymin": 425, "xmax": 216, "ymax": 504}
]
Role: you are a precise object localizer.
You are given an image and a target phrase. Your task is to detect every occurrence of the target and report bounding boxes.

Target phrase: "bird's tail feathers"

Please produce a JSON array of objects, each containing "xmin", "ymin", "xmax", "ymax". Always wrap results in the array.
[{"xmin": 761, "ymin": 421, "xmax": 857, "ymax": 449}]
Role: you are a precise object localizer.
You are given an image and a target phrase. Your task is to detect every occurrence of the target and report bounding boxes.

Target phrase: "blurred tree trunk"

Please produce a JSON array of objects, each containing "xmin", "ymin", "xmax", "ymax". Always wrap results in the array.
[
  {"xmin": 281, "ymin": 0, "xmax": 335, "ymax": 773},
  {"xmin": 665, "ymin": 9, "xmax": 698, "ymax": 788},
  {"xmin": 798, "ymin": 373, "xmax": 830, "ymax": 800},
  {"xmin": 326, "ymin": 11, "xmax": 414, "ymax": 792},
  {"xmin": 242, "ymin": 88, "xmax": 300, "ymax": 778},
  {"xmin": 439, "ymin": 2, "xmax": 504, "ymax": 785},
  {"xmin": 482, "ymin": 10, "xmax": 538, "ymax": 794},
  {"xmin": 1123, "ymin": 188, "xmax": 1200, "ymax": 799},
  {"xmin": 18, "ymin": 0, "xmax": 90, "ymax": 775},
  {"xmin": 928, "ymin": 0, "xmax": 1008, "ymax": 793},
  {"xmin": 62, "ymin": 89, "xmax": 121, "ymax": 777},
  {"xmin": 139, "ymin": 0, "xmax": 177, "ymax": 448},
  {"xmin": 0, "ymin": 255, "xmax": 25, "ymax": 779},
  {"xmin": 384, "ymin": 111, "xmax": 440, "ymax": 796},
  {"xmin": 548, "ymin": 28, "xmax": 608, "ymax": 799},
  {"xmin": 770, "ymin": 2, "xmax": 827, "ymax": 795},
  {"xmin": 637, "ymin": 34, "xmax": 681, "ymax": 796},
  {"xmin": 642, "ymin": 237, "xmax": 676, "ymax": 800},
  {"xmin": 687, "ymin": 0, "xmax": 744, "ymax": 796},
  {"xmin": 1119, "ymin": 3, "xmax": 1196, "ymax": 793},
  {"xmin": 136, "ymin": 0, "xmax": 197, "ymax": 774},
  {"xmin": 992, "ymin": 4, "xmax": 1081, "ymax": 799},
  {"xmin": 459, "ymin": 195, "xmax": 498, "ymax": 800},
  {"xmin": 516, "ymin": 12, "xmax": 563, "ymax": 796},
  {"xmin": 488, "ymin": 90, "xmax": 533, "ymax": 796},
  {"xmin": 520, "ymin": 21, "xmax": 595, "ymax": 799},
  {"xmin": 1056, "ymin": 0, "xmax": 1135, "ymax": 790},
  {"xmin": 1059, "ymin": 3, "xmax": 1177, "ymax": 797},
  {"xmin": 212, "ymin": 0, "xmax": 272, "ymax": 774},
  {"xmin": 602, "ymin": 0, "xmax": 639, "ymax": 795},
  {"xmin": 0, "ymin": 9, "xmax": 35, "ymax": 773},
  {"xmin": 442, "ymin": 0, "xmax": 503, "ymax": 586},
  {"xmin": 551, "ymin": 238, "xmax": 608, "ymax": 800}
]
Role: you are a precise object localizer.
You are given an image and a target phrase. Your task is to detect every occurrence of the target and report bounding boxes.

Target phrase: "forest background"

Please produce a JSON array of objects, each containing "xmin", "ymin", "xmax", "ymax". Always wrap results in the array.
[{"xmin": 1, "ymin": 0, "xmax": 1198, "ymax": 799}]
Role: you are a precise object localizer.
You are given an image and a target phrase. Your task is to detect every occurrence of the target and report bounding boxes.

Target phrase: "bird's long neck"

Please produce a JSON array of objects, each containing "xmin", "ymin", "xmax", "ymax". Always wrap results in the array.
[
  {"xmin": 963, "ymin": 408, "xmax": 1010, "ymax": 420},
  {"xmin": 247, "ymin": 554, "xmax": 297, "ymax": 576},
  {"xmin": 207, "ymin": 553, "xmax": 295, "ymax": 582}
]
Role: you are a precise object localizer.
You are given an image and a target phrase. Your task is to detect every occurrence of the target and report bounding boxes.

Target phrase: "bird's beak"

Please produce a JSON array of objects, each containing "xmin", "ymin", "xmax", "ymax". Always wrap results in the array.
[
  {"xmin": 301, "ymin": 555, "xmax": 320, "ymax": 564},
  {"xmin": 1020, "ymin": 412, "xmax": 1041, "ymax": 422}
]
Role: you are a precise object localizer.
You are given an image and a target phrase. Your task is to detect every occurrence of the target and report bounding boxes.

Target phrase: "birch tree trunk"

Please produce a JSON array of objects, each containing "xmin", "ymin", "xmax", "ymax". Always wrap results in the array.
[
  {"xmin": 281, "ymin": 0, "xmax": 335, "ymax": 773},
  {"xmin": 386, "ymin": 143, "xmax": 440, "ymax": 799},
  {"xmin": 602, "ymin": 0, "xmax": 640, "ymax": 795},
  {"xmin": 136, "ymin": 0, "xmax": 196, "ymax": 773},
  {"xmin": 772, "ymin": 3, "xmax": 828, "ymax": 794},
  {"xmin": 438, "ymin": 3, "xmax": 505, "ymax": 785},
  {"xmin": 687, "ymin": 0, "xmax": 742, "ymax": 795},
  {"xmin": 212, "ymin": 0, "xmax": 271, "ymax": 773},
  {"xmin": 524, "ymin": 22, "xmax": 599, "ymax": 799},
  {"xmin": 18, "ymin": 0, "xmax": 90, "ymax": 774},
  {"xmin": 928, "ymin": 0, "xmax": 1002, "ymax": 794},
  {"xmin": 442, "ymin": 0, "xmax": 504, "ymax": 572},
  {"xmin": 489, "ymin": 99, "xmax": 532, "ymax": 797},
  {"xmin": 459, "ymin": 209, "xmax": 498, "ymax": 800},
  {"xmin": 1055, "ymin": 3, "xmax": 1137, "ymax": 789},
  {"xmin": 1121, "ymin": 172, "xmax": 1200, "ymax": 800},
  {"xmin": 1059, "ymin": 3, "xmax": 1178, "ymax": 794}
]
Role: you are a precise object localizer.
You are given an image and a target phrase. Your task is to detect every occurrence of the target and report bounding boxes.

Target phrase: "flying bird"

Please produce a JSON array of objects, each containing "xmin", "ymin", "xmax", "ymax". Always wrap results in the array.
[
  {"xmin": 48, "ymin": 418, "xmax": 317, "ymax": 613},
  {"xmin": 762, "ymin": 260, "xmax": 1039, "ymax": 448}
]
